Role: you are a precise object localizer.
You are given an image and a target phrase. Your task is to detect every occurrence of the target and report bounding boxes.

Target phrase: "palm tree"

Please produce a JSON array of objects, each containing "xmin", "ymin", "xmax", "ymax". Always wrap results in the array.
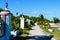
[{"xmin": 0, "ymin": 8, "xmax": 3, "ymax": 12}]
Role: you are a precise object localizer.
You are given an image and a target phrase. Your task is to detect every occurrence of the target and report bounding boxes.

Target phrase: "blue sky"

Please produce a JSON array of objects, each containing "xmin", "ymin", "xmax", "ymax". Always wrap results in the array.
[{"xmin": 0, "ymin": 0, "xmax": 60, "ymax": 20}]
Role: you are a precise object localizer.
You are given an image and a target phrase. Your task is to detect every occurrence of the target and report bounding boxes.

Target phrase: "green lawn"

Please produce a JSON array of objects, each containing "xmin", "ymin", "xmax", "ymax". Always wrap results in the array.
[
  {"xmin": 20, "ymin": 28, "xmax": 30, "ymax": 36},
  {"xmin": 40, "ymin": 25, "xmax": 60, "ymax": 40}
]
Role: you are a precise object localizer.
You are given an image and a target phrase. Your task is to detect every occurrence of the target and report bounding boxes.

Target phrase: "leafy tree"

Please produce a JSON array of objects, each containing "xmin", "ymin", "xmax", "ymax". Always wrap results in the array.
[
  {"xmin": 11, "ymin": 15, "xmax": 20, "ymax": 31},
  {"xmin": 40, "ymin": 14, "xmax": 44, "ymax": 21},
  {"xmin": 0, "ymin": 8, "xmax": 3, "ymax": 12},
  {"xmin": 44, "ymin": 18, "xmax": 50, "ymax": 23},
  {"xmin": 39, "ymin": 14, "xmax": 44, "ymax": 25},
  {"xmin": 30, "ymin": 16, "xmax": 37, "ymax": 25},
  {"xmin": 53, "ymin": 17, "xmax": 59, "ymax": 23},
  {"xmin": 36, "ymin": 14, "xmax": 51, "ymax": 25}
]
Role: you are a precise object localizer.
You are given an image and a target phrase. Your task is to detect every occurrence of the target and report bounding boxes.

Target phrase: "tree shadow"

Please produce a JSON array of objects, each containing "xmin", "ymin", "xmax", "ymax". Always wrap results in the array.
[
  {"xmin": 28, "ymin": 28, "xmax": 34, "ymax": 30},
  {"xmin": 12, "ymin": 35, "xmax": 53, "ymax": 40}
]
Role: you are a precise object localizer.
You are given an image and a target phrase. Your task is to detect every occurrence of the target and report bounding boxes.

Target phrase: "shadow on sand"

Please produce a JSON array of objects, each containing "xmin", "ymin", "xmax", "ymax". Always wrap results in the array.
[{"xmin": 12, "ymin": 35, "xmax": 53, "ymax": 40}]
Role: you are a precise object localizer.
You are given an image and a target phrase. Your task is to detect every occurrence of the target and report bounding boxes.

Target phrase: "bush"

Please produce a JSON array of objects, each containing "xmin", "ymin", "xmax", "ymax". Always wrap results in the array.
[
  {"xmin": 19, "ymin": 28, "xmax": 23, "ymax": 35},
  {"xmin": 27, "ymin": 24, "xmax": 32, "ymax": 30}
]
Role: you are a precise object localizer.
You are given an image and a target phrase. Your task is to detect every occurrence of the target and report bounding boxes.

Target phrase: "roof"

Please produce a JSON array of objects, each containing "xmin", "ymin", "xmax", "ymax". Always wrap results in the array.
[{"xmin": 0, "ymin": 10, "xmax": 13, "ymax": 15}]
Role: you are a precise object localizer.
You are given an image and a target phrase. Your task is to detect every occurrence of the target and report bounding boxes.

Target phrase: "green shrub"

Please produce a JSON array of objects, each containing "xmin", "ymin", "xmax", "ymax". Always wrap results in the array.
[
  {"xmin": 28, "ymin": 24, "xmax": 32, "ymax": 28},
  {"xmin": 19, "ymin": 28, "xmax": 23, "ymax": 35}
]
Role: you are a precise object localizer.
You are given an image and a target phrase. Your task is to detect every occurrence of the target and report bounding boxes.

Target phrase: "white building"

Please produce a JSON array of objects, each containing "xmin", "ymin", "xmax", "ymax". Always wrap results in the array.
[{"xmin": 20, "ymin": 16, "xmax": 24, "ymax": 29}]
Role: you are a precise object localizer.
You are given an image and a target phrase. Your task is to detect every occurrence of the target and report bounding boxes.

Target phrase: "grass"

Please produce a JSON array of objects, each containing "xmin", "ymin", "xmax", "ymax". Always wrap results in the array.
[
  {"xmin": 40, "ymin": 25, "xmax": 49, "ymax": 32},
  {"xmin": 40, "ymin": 25, "xmax": 60, "ymax": 40},
  {"xmin": 49, "ymin": 30, "xmax": 60, "ymax": 40},
  {"xmin": 20, "ymin": 27, "xmax": 33, "ymax": 36},
  {"xmin": 20, "ymin": 28, "xmax": 30, "ymax": 36}
]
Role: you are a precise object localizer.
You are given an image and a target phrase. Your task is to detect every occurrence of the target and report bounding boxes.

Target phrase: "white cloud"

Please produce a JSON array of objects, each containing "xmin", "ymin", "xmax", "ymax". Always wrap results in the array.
[
  {"xmin": 40, "ymin": 11, "xmax": 55, "ymax": 14},
  {"xmin": 30, "ymin": 11, "xmax": 38, "ymax": 14},
  {"xmin": 26, "ymin": 10, "xmax": 40, "ymax": 15}
]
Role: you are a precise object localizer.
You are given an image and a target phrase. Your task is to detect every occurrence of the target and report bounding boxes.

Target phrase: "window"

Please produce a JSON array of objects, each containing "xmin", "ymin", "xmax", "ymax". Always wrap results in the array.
[{"xmin": 0, "ymin": 15, "xmax": 6, "ymax": 37}]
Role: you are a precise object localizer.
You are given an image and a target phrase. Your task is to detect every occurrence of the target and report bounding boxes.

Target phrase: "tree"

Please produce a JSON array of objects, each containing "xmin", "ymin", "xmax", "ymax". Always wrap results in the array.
[
  {"xmin": 30, "ymin": 16, "xmax": 36, "ymax": 25},
  {"xmin": 16, "ymin": 12, "xmax": 18, "ymax": 15},
  {"xmin": 40, "ymin": 14, "xmax": 44, "ymax": 21},
  {"xmin": 53, "ymin": 17, "xmax": 59, "ymax": 23},
  {"xmin": 44, "ymin": 18, "xmax": 50, "ymax": 23},
  {"xmin": 11, "ymin": 15, "xmax": 20, "ymax": 31},
  {"xmin": 0, "ymin": 8, "xmax": 3, "ymax": 12},
  {"xmin": 39, "ymin": 14, "xmax": 44, "ymax": 25}
]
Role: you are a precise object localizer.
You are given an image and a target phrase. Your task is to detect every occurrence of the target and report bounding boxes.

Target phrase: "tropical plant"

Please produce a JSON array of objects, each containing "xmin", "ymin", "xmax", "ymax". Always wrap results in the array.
[{"xmin": 0, "ymin": 8, "xmax": 3, "ymax": 12}]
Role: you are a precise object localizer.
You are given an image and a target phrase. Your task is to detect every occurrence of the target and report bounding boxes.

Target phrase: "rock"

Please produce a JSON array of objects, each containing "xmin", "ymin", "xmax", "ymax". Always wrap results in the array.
[
  {"xmin": 15, "ymin": 30, "xmax": 20, "ymax": 35},
  {"xmin": 11, "ymin": 30, "xmax": 20, "ymax": 38},
  {"xmin": 48, "ymin": 29, "xmax": 53, "ymax": 32},
  {"xmin": 34, "ymin": 23, "xmax": 37, "ymax": 26},
  {"xmin": 51, "ymin": 37, "xmax": 56, "ymax": 40},
  {"xmin": 11, "ymin": 31, "xmax": 16, "ymax": 37},
  {"xmin": 42, "ymin": 25, "xmax": 44, "ymax": 27}
]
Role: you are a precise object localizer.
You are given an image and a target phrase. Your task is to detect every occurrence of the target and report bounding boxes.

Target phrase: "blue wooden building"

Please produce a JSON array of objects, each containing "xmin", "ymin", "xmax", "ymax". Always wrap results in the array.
[{"xmin": 0, "ymin": 3, "xmax": 12, "ymax": 40}]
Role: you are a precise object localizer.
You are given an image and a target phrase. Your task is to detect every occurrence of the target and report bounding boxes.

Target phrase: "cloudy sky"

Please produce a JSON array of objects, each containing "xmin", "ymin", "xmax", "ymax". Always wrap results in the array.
[{"xmin": 0, "ymin": 0, "xmax": 60, "ymax": 20}]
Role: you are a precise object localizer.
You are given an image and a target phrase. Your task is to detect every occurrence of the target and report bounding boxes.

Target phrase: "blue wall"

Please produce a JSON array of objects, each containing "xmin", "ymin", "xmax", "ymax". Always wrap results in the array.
[{"xmin": 0, "ymin": 16, "xmax": 11, "ymax": 40}]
